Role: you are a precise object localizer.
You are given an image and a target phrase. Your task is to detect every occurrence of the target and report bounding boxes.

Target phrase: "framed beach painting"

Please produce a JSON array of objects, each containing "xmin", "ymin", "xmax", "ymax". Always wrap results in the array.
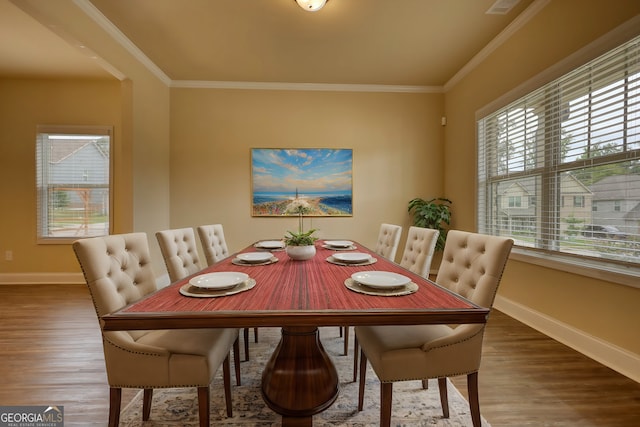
[{"xmin": 251, "ymin": 148, "xmax": 353, "ymax": 217}]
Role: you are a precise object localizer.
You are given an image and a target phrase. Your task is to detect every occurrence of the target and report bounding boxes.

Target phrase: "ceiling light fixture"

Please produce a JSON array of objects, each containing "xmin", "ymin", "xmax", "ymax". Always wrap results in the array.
[{"xmin": 295, "ymin": 0, "xmax": 328, "ymax": 12}]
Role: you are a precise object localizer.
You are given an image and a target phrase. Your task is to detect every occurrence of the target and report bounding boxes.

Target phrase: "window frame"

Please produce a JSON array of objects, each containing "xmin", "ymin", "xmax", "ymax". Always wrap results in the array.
[
  {"xmin": 476, "ymin": 27, "xmax": 640, "ymax": 289},
  {"xmin": 36, "ymin": 125, "xmax": 113, "ymax": 244}
]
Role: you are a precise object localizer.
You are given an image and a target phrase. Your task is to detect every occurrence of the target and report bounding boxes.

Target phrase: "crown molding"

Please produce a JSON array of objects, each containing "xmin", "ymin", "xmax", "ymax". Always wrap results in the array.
[
  {"xmin": 170, "ymin": 80, "xmax": 442, "ymax": 93},
  {"xmin": 74, "ymin": 0, "xmax": 544, "ymax": 94},
  {"xmin": 73, "ymin": 0, "xmax": 171, "ymax": 86},
  {"xmin": 444, "ymin": 0, "xmax": 551, "ymax": 92},
  {"xmin": 73, "ymin": 0, "xmax": 440, "ymax": 93}
]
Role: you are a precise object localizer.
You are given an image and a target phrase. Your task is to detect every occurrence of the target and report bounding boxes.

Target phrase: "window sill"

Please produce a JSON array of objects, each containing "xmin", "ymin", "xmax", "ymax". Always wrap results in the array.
[
  {"xmin": 37, "ymin": 238, "xmax": 80, "ymax": 245},
  {"xmin": 510, "ymin": 247, "xmax": 640, "ymax": 289}
]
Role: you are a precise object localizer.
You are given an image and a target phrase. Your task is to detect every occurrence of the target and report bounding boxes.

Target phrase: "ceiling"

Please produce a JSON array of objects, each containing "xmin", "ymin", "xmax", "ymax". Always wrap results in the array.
[{"xmin": 0, "ymin": 0, "xmax": 537, "ymax": 88}]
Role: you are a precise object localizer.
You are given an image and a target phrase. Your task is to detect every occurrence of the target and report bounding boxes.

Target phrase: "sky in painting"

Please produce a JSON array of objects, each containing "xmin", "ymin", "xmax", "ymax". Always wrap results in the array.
[{"xmin": 252, "ymin": 149, "xmax": 352, "ymax": 194}]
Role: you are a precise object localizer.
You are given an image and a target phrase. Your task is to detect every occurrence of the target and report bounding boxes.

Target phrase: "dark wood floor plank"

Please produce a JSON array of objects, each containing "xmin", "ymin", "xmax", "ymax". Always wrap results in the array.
[
  {"xmin": 450, "ymin": 310, "xmax": 640, "ymax": 427},
  {"xmin": 1, "ymin": 284, "xmax": 639, "ymax": 426}
]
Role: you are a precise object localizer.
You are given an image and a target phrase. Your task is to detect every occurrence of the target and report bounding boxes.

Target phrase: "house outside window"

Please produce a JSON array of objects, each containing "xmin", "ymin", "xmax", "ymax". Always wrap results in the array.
[
  {"xmin": 36, "ymin": 126, "xmax": 112, "ymax": 242},
  {"xmin": 477, "ymin": 35, "xmax": 640, "ymax": 272}
]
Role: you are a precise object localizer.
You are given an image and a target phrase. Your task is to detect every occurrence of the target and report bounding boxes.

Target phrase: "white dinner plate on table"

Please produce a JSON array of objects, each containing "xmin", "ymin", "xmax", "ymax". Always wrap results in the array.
[
  {"xmin": 236, "ymin": 252, "xmax": 274, "ymax": 264},
  {"xmin": 332, "ymin": 252, "xmax": 371, "ymax": 264},
  {"xmin": 255, "ymin": 240, "xmax": 285, "ymax": 249},
  {"xmin": 351, "ymin": 271, "xmax": 411, "ymax": 289},
  {"xmin": 189, "ymin": 272, "xmax": 249, "ymax": 290},
  {"xmin": 325, "ymin": 240, "xmax": 354, "ymax": 248}
]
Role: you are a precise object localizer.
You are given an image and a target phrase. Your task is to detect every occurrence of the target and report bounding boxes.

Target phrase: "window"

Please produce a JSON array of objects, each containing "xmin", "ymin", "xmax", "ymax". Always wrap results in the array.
[
  {"xmin": 508, "ymin": 196, "xmax": 522, "ymax": 207},
  {"xmin": 36, "ymin": 126, "xmax": 112, "ymax": 241},
  {"xmin": 478, "ymin": 35, "xmax": 640, "ymax": 273}
]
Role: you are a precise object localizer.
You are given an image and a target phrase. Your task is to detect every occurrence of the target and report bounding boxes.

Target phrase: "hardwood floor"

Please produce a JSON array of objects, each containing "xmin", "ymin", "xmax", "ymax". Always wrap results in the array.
[
  {"xmin": 1, "ymin": 283, "xmax": 639, "ymax": 426},
  {"xmin": 450, "ymin": 310, "xmax": 640, "ymax": 427}
]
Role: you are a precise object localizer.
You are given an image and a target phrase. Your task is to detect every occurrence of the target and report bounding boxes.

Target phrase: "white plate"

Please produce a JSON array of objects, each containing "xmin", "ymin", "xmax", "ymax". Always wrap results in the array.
[
  {"xmin": 189, "ymin": 272, "xmax": 249, "ymax": 290},
  {"xmin": 256, "ymin": 240, "xmax": 285, "ymax": 249},
  {"xmin": 236, "ymin": 252, "xmax": 274, "ymax": 263},
  {"xmin": 332, "ymin": 252, "xmax": 371, "ymax": 264},
  {"xmin": 351, "ymin": 271, "xmax": 411, "ymax": 289},
  {"xmin": 325, "ymin": 240, "xmax": 354, "ymax": 248}
]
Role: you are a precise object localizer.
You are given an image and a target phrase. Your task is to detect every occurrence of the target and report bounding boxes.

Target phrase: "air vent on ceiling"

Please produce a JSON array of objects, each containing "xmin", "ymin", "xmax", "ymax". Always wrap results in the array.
[{"xmin": 486, "ymin": 0, "xmax": 521, "ymax": 15}]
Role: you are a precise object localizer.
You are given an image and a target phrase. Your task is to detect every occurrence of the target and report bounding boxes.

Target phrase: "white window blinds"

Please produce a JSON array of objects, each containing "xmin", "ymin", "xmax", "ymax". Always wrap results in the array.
[
  {"xmin": 478, "ymin": 35, "xmax": 640, "ymax": 270},
  {"xmin": 36, "ymin": 126, "xmax": 112, "ymax": 241}
]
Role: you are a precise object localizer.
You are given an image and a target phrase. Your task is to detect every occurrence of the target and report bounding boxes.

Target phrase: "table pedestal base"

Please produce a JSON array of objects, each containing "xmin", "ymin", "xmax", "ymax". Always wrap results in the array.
[{"xmin": 261, "ymin": 326, "xmax": 339, "ymax": 426}]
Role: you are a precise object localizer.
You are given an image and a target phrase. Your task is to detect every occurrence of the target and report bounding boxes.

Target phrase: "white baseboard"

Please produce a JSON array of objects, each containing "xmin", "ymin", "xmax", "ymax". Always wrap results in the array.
[
  {"xmin": 494, "ymin": 295, "xmax": 640, "ymax": 384},
  {"xmin": 0, "ymin": 272, "xmax": 85, "ymax": 285}
]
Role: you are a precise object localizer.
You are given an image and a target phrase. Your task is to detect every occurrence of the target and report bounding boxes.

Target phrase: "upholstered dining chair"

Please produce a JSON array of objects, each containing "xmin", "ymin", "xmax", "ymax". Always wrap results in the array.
[
  {"xmin": 374, "ymin": 223, "xmax": 403, "ymax": 262},
  {"xmin": 350, "ymin": 226, "xmax": 439, "ymax": 376},
  {"xmin": 155, "ymin": 227, "xmax": 245, "ymax": 368},
  {"xmin": 155, "ymin": 227, "xmax": 203, "ymax": 283},
  {"xmin": 340, "ymin": 223, "xmax": 404, "ymax": 355},
  {"xmin": 398, "ymin": 226, "xmax": 439, "ymax": 278},
  {"xmin": 73, "ymin": 232, "xmax": 240, "ymax": 427},
  {"xmin": 354, "ymin": 230, "xmax": 513, "ymax": 427},
  {"xmin": 196, "ymin": 223, "xmax": 229, "ymax": 266},
  {"xmin": 196, "ymin": 223, "xmax": 259, "ymax": 360}
]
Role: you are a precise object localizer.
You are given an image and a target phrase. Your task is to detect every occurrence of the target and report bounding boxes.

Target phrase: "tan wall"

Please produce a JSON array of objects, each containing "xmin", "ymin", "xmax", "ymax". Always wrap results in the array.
[
  {"xmin": 169, "ymin": 89, "xmax": 444, "ymax": 258},
  {"xmin": 0, "ymin": 78, "xmax": 122, "ymax": 273},
  {"xmin": 444, "ymin": 0, "xmax": 640, "ymax": 357},
  {"xmin": 14, "ymin": 0, "xmax": 173, "ymax": 276}
]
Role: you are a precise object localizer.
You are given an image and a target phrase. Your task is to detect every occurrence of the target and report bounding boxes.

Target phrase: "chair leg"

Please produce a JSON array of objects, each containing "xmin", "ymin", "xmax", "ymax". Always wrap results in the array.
[
  {"xmin": 343, "ymin": 325, "xmax": 350, "ymax": 356},
  {"xmin": 197, "ymin": 386, "xmax": 210, "ymax": 427},
  {"xmin": 438, "ymin": 377, "xmax": 450, "ymax": 419},
  {"xmin": 108, "ymin": 387, "xmax": 121, "ymax": 427},
  {"xmin": 233, "ymin": 336, "xmax": 241, "ymax": 386},
  {"xmin": 422, "ymin": 379, "xmax": 429, "ymax": 389},
  {"xmin": 352, "ymin": 334, "xmax": 359, "ymax": 382},
  {"xmin": 380, "ymin": 382, "xmax": 393, "ymax": 427},
  {"xmin": 339, "ymin": 326, "xmax": 343, "ymax": 337},
  {"xmin": 222, "ymin": 354, "xmax": 233, "ymax": 417},
  {"xmin": 254, "ymin": 327, "xmax": 259, "ymax": 343},
  {"xmin": 243, "ymin": 328, "xmax": 250, "ymax": 361},
  {"xmin": 467, "ymin": 371, "xmax": 481, "ymax": 427},
  {"xmin": 142, "ymin": 388, "xmax": 153, "ymax": 420},
  {"xmin": 357, "ymin": 349, "xmax": 368, "ymax": 411}
]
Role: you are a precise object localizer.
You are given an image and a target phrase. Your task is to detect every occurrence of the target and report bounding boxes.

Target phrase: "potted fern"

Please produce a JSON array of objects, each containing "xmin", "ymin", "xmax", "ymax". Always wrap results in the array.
[{"xmin": 407, "ymin": 197, "xmax": 452, "ymax": 251}]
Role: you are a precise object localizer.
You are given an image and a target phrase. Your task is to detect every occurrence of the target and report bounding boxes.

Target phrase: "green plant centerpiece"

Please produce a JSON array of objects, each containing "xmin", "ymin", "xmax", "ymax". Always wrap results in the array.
[
  {"xmin": 283, "ymin": 228, "xmax": 318, "ymax": 246},
  {"xmin": 407, "ymin": 197, "xmax": 452, "ymax": 251},
  {"xmin": 283, "ymin": 197, "xmax": 318, "ymax": 260}
]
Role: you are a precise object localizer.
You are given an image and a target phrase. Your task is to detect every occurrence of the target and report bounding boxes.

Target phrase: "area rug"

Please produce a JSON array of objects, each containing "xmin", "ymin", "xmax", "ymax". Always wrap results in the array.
[{"xmin": 120, "ymin": 327, "xmax": 490, "ymax": 426}]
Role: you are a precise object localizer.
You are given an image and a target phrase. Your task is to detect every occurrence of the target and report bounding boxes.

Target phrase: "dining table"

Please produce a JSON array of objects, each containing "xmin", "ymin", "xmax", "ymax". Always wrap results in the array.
[{"xmin": 102, "ymin": 239, "xmax": 489, "ymax": 426}]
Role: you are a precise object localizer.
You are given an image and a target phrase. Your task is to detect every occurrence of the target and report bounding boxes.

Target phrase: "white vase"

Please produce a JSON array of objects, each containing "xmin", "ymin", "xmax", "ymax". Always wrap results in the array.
[{"xmin": 285, "ymin": 245, "xmax": 316, "ymax": 261}]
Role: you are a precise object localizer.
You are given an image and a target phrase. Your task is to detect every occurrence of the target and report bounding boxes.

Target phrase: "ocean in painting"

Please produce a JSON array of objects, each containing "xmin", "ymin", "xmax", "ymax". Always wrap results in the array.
[{"xmin": 253, "ymin": 191, "xmax": 352, "ymax": 215}]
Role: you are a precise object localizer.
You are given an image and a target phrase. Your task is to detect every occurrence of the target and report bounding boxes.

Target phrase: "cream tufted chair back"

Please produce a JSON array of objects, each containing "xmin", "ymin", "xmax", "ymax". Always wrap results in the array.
[
  {"xmin": 197, "ymin": 224, "xmax": 230, "ymax": 266},
  {"xmin": 73, "ymin": 232, "xmax": 156, "ymax": 340},
  {"xmin": 373, "ymin": 223, "xmax": 402, "ymax": 262},
  {"xmin": 155, "ymin": 227, "xmax": 202, "ymax": 283},
  {"xmin": 435, "ymin": 230, "xmax": 513, "ymax": 309},
  {"xmin": 399, "ymin": 226, "xmax": 439, "ymax": 277}
]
